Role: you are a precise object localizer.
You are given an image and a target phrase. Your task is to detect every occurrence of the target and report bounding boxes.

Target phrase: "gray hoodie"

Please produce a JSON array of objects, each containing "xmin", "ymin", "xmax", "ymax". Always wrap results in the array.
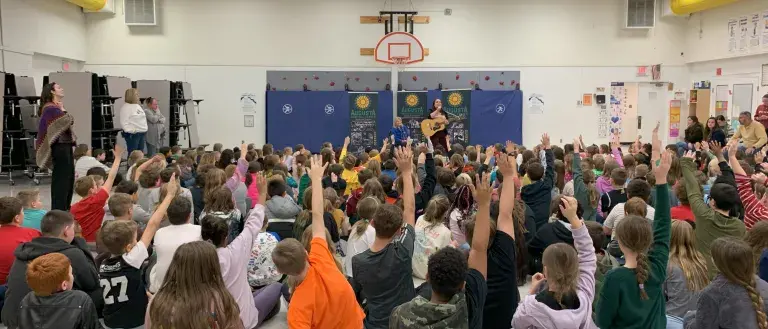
[{"xmin": 265, "ymin": 195, "xmax": 301, "ymax": 220}]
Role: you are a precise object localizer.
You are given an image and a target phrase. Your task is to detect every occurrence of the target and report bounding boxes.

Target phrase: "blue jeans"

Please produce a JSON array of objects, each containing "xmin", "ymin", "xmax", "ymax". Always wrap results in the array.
[
  {"xmin": 122, "ymin": 132, "xmax": 146, "ymax": 154},
  {"xmin": 676, "ymin": 142, "xmax": 689, "ymax": 157},
  {"xmin": 0, "ymin": 284, "xmax": 6, "ymax": 320},
  {"xmin": 667, "ymin": 314, "xmax": 684, "ymax": 329}
]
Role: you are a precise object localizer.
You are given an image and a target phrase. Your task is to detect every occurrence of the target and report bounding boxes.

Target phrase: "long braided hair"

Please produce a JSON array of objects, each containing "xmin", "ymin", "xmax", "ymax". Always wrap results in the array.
[
  {"xmin": 615, "ymin": 215, "xmax": 653, "ymax": 299},
  {"xmin": 711, "ymin": 236, "xmax": 768, "ymax": 329}
]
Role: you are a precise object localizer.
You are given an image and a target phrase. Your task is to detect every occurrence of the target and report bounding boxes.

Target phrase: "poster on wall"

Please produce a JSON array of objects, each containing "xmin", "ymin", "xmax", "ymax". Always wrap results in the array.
[
  {"xmin": 610, "ymin": 82, "xmax": 626, "ymax": 138},
  {"xmin": 750, "ymin": 13, "xmax": 761, "ymax": 49},
  {"xmin": 396, "ymin": 91, "xmax": 428, "ymax": 143},
  {"xmin": 528, "ymin": 93, "xmax": 544, "ymax": 114},
  {"xmin": 598, "ymin": 106, "xmax": 610, "ymax": 138},
  {"xmin": 669, "ymin": 100, "xmax": 681, "ymax": 138},
  {"xmin": 763, "ymin": 11, "xmax": 768, "ymax": 48},
  {"xmin": 240, "ymin": 93, "xmax": 257, "ymax": 113},
  {"xmin": 349, "ymin": 93, "xmax": 378, "ymax": 153},
  {"xmin": 739, "ymin": 16, "xmax": 749, "ymax": 52},
  {"xmin": 728, "ymin": 18, "xmax": 738, "ymax": 53}
]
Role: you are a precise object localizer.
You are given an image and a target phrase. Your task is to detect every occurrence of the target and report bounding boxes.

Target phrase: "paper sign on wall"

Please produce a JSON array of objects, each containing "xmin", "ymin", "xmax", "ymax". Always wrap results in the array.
[
  {"xmin": 728, "ymin": 18, "xmax": 738, "ymax": 53},
  {"xmin": 669, "ymin": 100, "xmax": 681, "ymax": 138},
  {"xmin": 240, "ymin": 93, "xmax": 257, "ymax": 113},
  {"xmin": 763, "ymin": 11, "xmax": 768, "ymax": 48},
  {"xmin": 750, "ymin": 13, "xmax": 761, "ymax": 49},
  {"xmin": 739, "ymin": 16, "xmax": 749, "ymax": 52},
  {"xmin": 528, "ymin": 94, "xmax": 544, "ymax": 114},
  {"xmin": 582, "ymin": 94, "xmax": 593, "ymax": 106}
]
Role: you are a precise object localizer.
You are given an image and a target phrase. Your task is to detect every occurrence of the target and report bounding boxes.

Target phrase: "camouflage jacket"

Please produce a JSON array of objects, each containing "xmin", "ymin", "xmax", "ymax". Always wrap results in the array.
[{"xmin": 389, "ymin": 294, "xmax": 468, "ymax": 329}]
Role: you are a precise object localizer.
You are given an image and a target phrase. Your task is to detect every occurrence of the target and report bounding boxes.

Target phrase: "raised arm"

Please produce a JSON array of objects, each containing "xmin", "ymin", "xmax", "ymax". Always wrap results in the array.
[
  {"xmin": 134, "ymin": 155, "xmax": 163, "ymax": 182},
  {"xmin": 649, "ymin": 150, "xmax": 672, "ymax": 271},
  {"xmin": 541, "ymin": 134, "xmax": 554, "ymax": 189},
  {"xmin": 611, "ymin": 139, "xmax": 624, "ymax": 168},
  {"xmin": 140, "ymin": 174, "xmax": 178, "ymax": 248},
  {"xmin": 496, "ymin": 152, "xmax": 516, "ymax": 238},
  {"xmin": 571, "ymin": 138, "xmax": 589, "ymax": 209},
  {"xmin": 102, "ymin": 145, "xmax": 124, "ymax": 192},
  {"xmin": 414, "ymin": 140, "xmax": 436, "ymax": 214},
  {"xmin": 339, "ymin": 136, "xmax": 350, "ymax": 162},
  {"xmin": 395, "ymin": 146, "xmax": 416, "ymax": 227},
  {"xmin": 560, "ymin": 196, "xmax": 596, "ymax": 301},
  {"xmin": 309, "ymin": 155, "xmax": 329, "ymax": 239},
  {"xmin": 469, "ymin": 173, "xmax": 492, "ymax": 279}
]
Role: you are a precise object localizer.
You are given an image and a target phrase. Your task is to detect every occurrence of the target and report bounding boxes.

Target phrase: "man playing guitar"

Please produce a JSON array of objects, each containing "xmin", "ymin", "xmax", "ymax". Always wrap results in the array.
[{"xmin": 428, "ymin": 99, "xmax": 450, "ymax": 151}]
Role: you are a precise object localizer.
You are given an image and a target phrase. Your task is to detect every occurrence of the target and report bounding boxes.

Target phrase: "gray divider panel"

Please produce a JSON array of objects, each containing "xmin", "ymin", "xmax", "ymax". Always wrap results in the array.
[
  {"xmin": 136, "ymin": 80, "xmax": 171, "ymax": 147},
  {"xmin": 48, "ymin": 72, "xmax": 92, "ymax": 148},
  {"xmin": 106, "ymin": 76, "xmax": 132, "ymax": 153}
]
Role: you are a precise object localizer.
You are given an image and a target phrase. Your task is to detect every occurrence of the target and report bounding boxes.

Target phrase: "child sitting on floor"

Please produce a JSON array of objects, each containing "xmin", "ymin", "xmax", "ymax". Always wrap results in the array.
[
  {"xmin": 16, "ymin": 190, "xmax": 47, "ymax": 231},
  {"xmin": 70, "ymin": 145, "xmax": 123, "ymax": 242}
]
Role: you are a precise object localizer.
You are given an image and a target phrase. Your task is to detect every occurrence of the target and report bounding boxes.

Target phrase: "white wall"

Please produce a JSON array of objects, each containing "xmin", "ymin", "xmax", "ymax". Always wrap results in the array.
[
  {"xmin": 684, "ymin": 0, "xmax": 768, "ymax": 63},
  {"xmin": 0, "ymin": 0, "xmax": 87, "ymax": 92}
]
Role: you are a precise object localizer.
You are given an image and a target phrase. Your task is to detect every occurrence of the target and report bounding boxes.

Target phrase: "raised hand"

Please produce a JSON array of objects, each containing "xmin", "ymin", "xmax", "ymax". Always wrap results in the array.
[
  {"xmin": 331, "ymin": 172, "xmax": 338, "ymax": 183},
  {"xmin": 113, "ymin": 144, "xmax": 125, "ymax": 159},
  {"xmin": 529, "ymin": 272, "xmax": 546, "ymax": 295},
  {"xmin": 256, "ymin": 172, "xmax": 267, "ymax": 192},
  {"xmin": 496, "ymin": 153, "xmax": 517, "ymax": 178},
  {"xmin": 701, "ymin": 141, "xmax": 710, "ymax": 153},
  {"xmin": 165, "ymin": 173, "xmax": 179, "ymax": 197},
  {"xmin": 418, "ymin": 152, "xmax": 426, "ymax": 165},
  {"xmin": 395, "ymin": 146, "xmax": 414, "ymax": 174},
  {"xmin": 485, "ymin": 145, "xmax": 495, "ymax": 159},
  {"xmin": 344, "ymin": 136, "xmax": 350, "ymax": 146},
  {"xmin": 752, "ymin": 172, "xmax": 767, "ymax": 185},
  {"xmin": 309, "ymin": 154, "xmax": 328, "ymax": 182},
  {"xmin": 709, "ymin": 141, "xmax": 724, "ymax": 158},
  {"xmin": 653, "ymin": 150, "xmax": 672, "ymax": 185},
  {"xmin": 727, "ymin": 141, "xmax": 739, "ymax": 159},
  {"xmin": 541, "ymin": 133, "xmax": 551, "ymax": 149},
  {"xmin": 682, "ymin": 150, "xmax": 696, "ymax": 159},
  {"xmin": 505, "ymin": 140, "xmax": 515, "ymax": 154},
  {"xmin": 573, "ymin": 138, "xmax": 581, "ymax": 153},
  {"xmin": 474, "ymin": 173, "xmax": 492, "ymax": 205},
  {"xmin": 755, "ymin": 150, "xmax": 766, "ymax": 164},
  {"xmin": 558, "ymin": 196, "xmax": 581, "ymax": 226},
  {"xmin": 653, "ymin": 121, "xmax": 660, "ymax": 135}
]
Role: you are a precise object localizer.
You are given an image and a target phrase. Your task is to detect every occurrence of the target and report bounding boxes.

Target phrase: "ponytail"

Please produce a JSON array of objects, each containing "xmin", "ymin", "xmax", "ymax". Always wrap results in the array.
[
  {"xmin": 353, "ymin": 219, "xmax": 370, "ymax": 237},
  {"xmin": 743, "ymin": 276, "xmax": 768, "ymax": 329},
  {"xmin": 636, "ymin": 251, "xmax": 650, "ymax": 300}
]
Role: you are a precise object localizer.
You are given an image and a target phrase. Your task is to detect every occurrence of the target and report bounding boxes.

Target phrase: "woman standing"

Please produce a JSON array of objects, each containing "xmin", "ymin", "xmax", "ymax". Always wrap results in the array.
[
  {"xmin": 35, "ymin": 82, "xmax": 76, "ymax": 211},
  {"xmin": 119, "ymin": 88, "xmax": 148, "ymax": 154},
  {"xmin": 144, "ymin": 97, "xmax": 166, "ymax": 156},
  {"xmin": 427, "ymin": 99, "xmax": 449, "ymax": 152}
]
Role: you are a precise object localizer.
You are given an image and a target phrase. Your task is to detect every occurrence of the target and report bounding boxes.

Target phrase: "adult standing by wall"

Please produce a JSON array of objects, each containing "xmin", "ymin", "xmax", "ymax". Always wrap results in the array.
[
  {"xmin": 427, "ymin": 99, "xmax": 449, "ymax": 152},
  {"xmin": 119, "ymin": 88, "xmax": 148, "ymax": 154},
  {"xmin": 35, "ymin": 83, "xmax": 76, "ymax": 211},
  {"xmin": 144, "ymin": 97, "xmax": 166, "ymax": 156},
  {"xmin": 731, "ymin": 111, "xmax": 768, "ymax": 154},
  {"xmin": 390, "ymin": 117, "xmax": 410, "ymax": 146},
  {"xmin": 754, "ymin": 94, "xmax": 768, "ymax": 135}
]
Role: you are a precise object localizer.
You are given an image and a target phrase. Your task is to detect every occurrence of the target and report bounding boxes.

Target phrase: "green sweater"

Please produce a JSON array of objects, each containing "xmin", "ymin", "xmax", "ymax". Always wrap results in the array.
[
  {"xmin": 680, "ymin": 158, "xmax": 746, "ymax": 279},
  {"xmin": 595, "ymin": 183, "xmax": 671, "ymax": 329},
  {"xmin": 572, "ymin": 152, "xmax": 597, "ymax": 221},
  {"xmin": 296, "ymin": 173, "xmax": 310, "ymax": 205}
]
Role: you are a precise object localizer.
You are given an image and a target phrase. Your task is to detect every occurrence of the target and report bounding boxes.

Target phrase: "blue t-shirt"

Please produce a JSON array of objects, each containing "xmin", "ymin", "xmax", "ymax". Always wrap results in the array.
[
  {"xmin": 759, "ymin": 249, "xmax": 768, "ymax": 283},
  {"xmin": 22, "ymin": 209, "xmax": 47, "ymax": 231}
]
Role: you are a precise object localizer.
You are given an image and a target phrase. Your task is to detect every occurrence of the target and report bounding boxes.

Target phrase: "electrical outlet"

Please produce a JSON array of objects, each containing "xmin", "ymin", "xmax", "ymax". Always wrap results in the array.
[{"xmin": 444, "ymin": 8, "xmax": 452, "ymax": 16}]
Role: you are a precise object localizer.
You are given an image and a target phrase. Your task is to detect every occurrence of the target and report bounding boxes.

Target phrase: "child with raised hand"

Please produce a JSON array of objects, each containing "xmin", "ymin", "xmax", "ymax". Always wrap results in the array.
[
  {"xmin": 411, "ymin": 194, "xmax": 451, "ymax": 280},
  {"xmin": 664, "ymin": 220, "xmax": 709, "ymax": 319},
  {"xmin": 98, "ymin": 173, "xmax": 177, "ymax": 329},
  {"xmin": 272, "ymin": 154, "xmax": 364, "ymax": 329},
  {"xmin": 70, "ymin": 144, "xmax": 124, "ymax": 242},
  {"xmin": 681, "ymin": 143, "xmax": 745, "ymax": 279},
  {"xmin": 482, "ymin": 153, "xmax": 521, "ymax": 329},
  {"xmin": 513, "ymin": 195, "xmax": 597, "ymax": 328},
  {"xmin": 682, "ymin": 237, "xmax": 768, "ymax": 329},
  {"xmin": 572, "ymin": 138, "xmax": 598, "ymax": 221},
  {"xmin": 146, "ymin": 241, "xmax": 241, "ymax": 329},
  {"xmin": 596, "ymin": 122, "xmax": 673, "ymax": 329},
  {"xmin": 391, "ymin": 172, "xmax": 491, "ymax": 329},
  {"xmin": 351, "ymin": 145, "xmax": 417, "ymax": 329},
  {"xmin": 202, "ymin": 171, "xmax": 283, "ymax": 328},
  {"xmin": 729, "ymin": 143, "xmax": 768, "ymax": 229}
]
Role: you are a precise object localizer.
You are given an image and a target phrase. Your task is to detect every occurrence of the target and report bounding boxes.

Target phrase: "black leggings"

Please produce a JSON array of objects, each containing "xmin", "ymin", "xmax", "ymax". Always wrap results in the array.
[{"xmin": 50, "ymin": 143, "xmax": 74, "ymax": 211}]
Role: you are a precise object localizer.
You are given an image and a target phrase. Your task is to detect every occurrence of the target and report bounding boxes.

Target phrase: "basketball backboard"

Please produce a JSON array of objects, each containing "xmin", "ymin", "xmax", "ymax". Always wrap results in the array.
[{"xmin": 374, "ymin": 32, "xmax": 425, "ymax": 64}]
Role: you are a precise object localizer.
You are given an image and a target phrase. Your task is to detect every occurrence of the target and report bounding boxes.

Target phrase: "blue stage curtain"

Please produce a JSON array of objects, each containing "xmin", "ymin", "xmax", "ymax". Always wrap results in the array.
[
  {"xmin": 470, "ymin": 90, "xmax": 524, "ymax": 146},
  {"xmin": 266, "ymin": 91, "xmax": 350, "ymax": 152},
  {"xmin": 376, "ymin": 91, "xmax": 394, "ymax": 147}
]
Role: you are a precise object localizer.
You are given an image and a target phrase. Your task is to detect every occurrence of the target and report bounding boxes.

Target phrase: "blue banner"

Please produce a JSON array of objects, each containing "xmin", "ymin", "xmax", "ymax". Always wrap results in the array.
[
  {"xmin": 469, "ymin": 90, "xmax": 523, "ymax": 145},
  {"xmin": 266, "ymin": 91, "xmax": 350, "ymax": 152}
]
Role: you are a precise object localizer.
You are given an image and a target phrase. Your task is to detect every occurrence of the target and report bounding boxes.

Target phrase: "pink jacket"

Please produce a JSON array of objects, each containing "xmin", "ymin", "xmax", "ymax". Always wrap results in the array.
[
  {"xmin": 244, "ymin": 173, "xmax": 260, "ymax": 204},
  {"xmin": 512, "ymin": 224, "xmax": 598, "ymax": 329}
]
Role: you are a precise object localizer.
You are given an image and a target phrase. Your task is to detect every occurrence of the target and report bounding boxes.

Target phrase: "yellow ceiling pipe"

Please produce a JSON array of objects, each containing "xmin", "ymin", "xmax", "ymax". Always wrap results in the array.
[
  {"xmin": 670, "ymin": 0, "xmax": 741, "ymax": 15},
  {"xmin": 66, "ymin": 0, "xmax": 107, "ymax": 11}
]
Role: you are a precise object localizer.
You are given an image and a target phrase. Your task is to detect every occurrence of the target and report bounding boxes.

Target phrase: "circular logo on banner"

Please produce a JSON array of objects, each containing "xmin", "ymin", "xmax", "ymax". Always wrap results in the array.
[
  {"xmin": 282, "ymin": 104, "xmax": 293, "ymax": 114},
  {"xmin": 495, "ymin": 104, "xmax": 506, "ymax": 114},
  {"xmin": 447, "ymin": 92, "xmax": 463, "ymax": 106},
  {"xmin": 405, "ymin": 94, "xmax": 419, "ymax": 107},
  {"xmin": 355, "ymin": 95, "xmax": 371, "ymax": 109},
  {"xmin": 324, "ymin": 104, "xmax": 335, "ymax": 115}
]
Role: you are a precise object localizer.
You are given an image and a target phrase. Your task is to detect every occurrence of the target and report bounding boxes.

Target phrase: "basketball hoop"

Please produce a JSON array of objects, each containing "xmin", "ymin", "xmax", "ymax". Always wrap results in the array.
[{"xmin": 392, "ymin": 56, "xmax": 409, "ymax": 72}]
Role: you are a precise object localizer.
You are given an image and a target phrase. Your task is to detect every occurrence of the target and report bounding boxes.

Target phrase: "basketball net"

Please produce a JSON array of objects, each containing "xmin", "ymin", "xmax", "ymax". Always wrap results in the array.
[{"xmin": 392, "ymin": 57, "xmax": 409, "ymax": 73}]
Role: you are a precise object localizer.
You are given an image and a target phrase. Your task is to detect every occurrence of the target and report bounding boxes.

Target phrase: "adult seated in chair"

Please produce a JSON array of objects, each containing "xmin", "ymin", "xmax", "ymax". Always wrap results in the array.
[{"xmin": 730, "ymin": 111, "xmax": 767, "ymax": 155}]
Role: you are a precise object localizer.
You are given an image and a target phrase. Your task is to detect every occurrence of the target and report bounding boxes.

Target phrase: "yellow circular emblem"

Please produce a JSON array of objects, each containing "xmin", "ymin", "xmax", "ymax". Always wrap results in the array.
[
  {"xmin": 355, "ymin": 95, "xmax": 370, "ymax": 109},
  {"xmin": 405, "ymin": 94, "xmax": 419, "ymax": 107},
  {"xmin": 448, "ymin": 92, "xmax": 462, "ymax": 107}
]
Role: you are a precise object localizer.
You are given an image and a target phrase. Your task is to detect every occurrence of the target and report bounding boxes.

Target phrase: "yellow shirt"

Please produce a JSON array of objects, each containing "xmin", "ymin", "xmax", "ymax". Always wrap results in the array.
[
  {"xmin": 732, "ymin": 121, "xmax": 768, "ymax": 148},
  {"xmin": 342, "ymin": 169, "xmax": 359, "ymax": 196}
]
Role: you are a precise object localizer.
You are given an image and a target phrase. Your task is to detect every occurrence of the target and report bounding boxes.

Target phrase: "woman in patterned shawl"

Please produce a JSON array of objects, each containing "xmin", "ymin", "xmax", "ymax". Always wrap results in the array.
[{"xmin": 35, "ymin": 82, "xmax": 76, "ymax": 210}]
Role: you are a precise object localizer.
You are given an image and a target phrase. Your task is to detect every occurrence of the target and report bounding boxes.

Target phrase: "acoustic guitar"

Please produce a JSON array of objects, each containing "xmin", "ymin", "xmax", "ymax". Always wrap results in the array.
[{"xmin": 421, "ymin": 116, "xmax": 463, "ymax": 138}]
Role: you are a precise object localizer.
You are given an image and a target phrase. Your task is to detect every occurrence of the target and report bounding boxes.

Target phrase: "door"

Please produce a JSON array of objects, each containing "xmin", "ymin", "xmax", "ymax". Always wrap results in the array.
[{"xmin": 637, "ymin": 83, "xmax": 669, "ymax": 144}]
